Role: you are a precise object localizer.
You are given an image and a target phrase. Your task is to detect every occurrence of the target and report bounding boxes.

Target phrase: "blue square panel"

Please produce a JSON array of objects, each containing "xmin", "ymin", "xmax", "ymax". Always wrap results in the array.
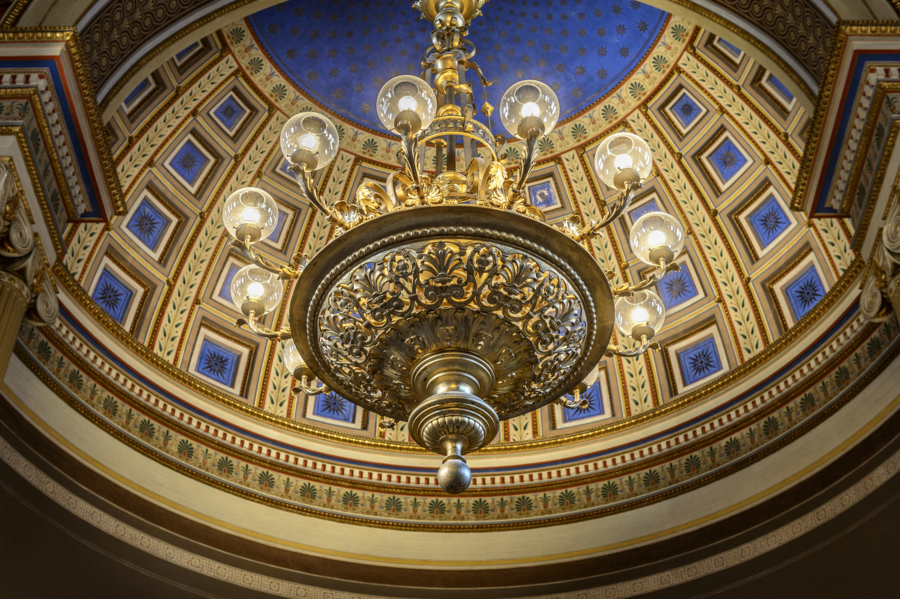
[
  {"xmin": 212, "ymin": 95, "xmax": 247, "ymax": 131},
  {"xmin": 195, "ymin": 339, "xmax": 241, "ymax": 388},
  {"xmin": 313, "ymin": 391, "xmax": 357, "ymax": 423},
  {"xmin": 670, "ymin": 93, "xmax": 703, "ymax": 129},
  {"xmin": 126, "ymin": 199, "xmax": 171, "ymax": 252},
  {"xmin": 269, "ymin": 210, "xmax": 288, "ymax": 242},
  {"xmin": 715, "ymin": 37, "xmax": 743, "ymax": 58},
  {"xmin": 707, "ymin": 137, "xmax": 748, "ymax": 183},
  {"xmin": 527, "ymin": 180, "xmax": 561, "ymax": 211},
  {"xmin": 765, "ymin": 72, "xmax": 794, "ymax": 104},
  {"xmin": 784, "ymin": 265, "xmax": 824, "ymax": 322},
  {"xmin": 92, "ymin": 269, "xmax": 135, "ymax": 324},
  {"xmin": 748, "ymin": 194, "xmax": 790, "ymax": 248},
  {"xmin": 676, "ymin": 336, "xmax": 723, "ymax": 387},
  {"xmin": 124, "ymin": 79, "xmax": 149, "ymax": 106},
  {"xmin": 218, "ymin": 263, "xmax": 240, "ymax": 304},
  {"xmin": 629, "ymin": 198, "xmax": 660, "ymax": 224},
  {"xmin": 169, "ymin": 139, "xmax": 210, "ymax": 187},
  {"xmin": 658, "ymin": 269, "xmax": 699, "ymax": 310},
  {"xmin": 561, "ymin": 382, "xmax": 605, "ymax": 423}
]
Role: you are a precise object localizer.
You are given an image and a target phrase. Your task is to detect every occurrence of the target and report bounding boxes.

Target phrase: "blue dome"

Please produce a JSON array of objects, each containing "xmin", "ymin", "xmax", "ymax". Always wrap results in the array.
[{"xmin": 249, "ymin": 0, "xmax": 668, "ymax": 133}]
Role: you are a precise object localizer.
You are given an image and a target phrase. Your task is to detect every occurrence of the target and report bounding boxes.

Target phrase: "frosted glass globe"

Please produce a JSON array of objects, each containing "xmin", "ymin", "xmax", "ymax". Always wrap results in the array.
[
  {"xmin": 498, "ymin": 80, "xmax": 560, "ymax": 139},
  {"xmin": 615, "ymin": 290, "xmax": 665, "ymax": 340},
  {"xmin": 376, "ymin": 75, "xmax": 436, "ymax": 133},
  {"xmin": 280, "ymin": 112, "xmax": 339, "ymax": 171},
  {"xmin": 594, "ymin": 132, "xmax": 653, "ymax": 190},
  {"xmin": 230, "ymin": 265, "xmax": 283, "ymax": 317},
  {"xmin": 283, "ymin": 339, "xmax": 303, "ymax": 373},
  {"xmin": 222, "ymin": 187, "xmax": 279, "ymax": 244},
  {"xmin": 629, "ymin": 211, "xmax": 686, "ymax": 265}
]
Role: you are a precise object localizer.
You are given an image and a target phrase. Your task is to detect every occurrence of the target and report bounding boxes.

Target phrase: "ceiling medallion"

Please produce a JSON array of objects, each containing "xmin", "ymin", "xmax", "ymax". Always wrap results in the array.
[{"xmin": 215, "ymin": 0, "xmax": 686, "ymax": 493}]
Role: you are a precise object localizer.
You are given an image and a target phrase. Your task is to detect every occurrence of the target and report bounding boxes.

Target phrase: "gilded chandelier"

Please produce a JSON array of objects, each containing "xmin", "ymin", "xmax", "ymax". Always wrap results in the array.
[{"xmin": 216, "ymin": 0, "xmax": 686, "ymax": 493}]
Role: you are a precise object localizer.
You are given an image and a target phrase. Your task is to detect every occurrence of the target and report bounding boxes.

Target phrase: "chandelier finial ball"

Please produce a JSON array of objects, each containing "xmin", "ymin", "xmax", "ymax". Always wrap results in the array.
[
  {"xmin": 280, "ymin": 112, "xmax": 339, "ymax": 171},
  {"xmin": 222, "ymin": 187, "xmax": 279, "ymax": 244},
  {"xmin": 594, "ymin": 132, "xmax": 653, "ymax": 190},
  {"xmin": 438, "ymin": 456, "xmax": 472, "ymax": 494},
  {"xmin": 498, "ymin": 80, "xmax": 560, "ymax": 140},
  {"xmin": 376, "ymin": 75, "xmax": 437, "ymax": 134},
  {"xmin": 629, "ymin": 211, "xmax": 686, "ymax": 266},
  {"xmin": 434, "ymin": 6, "xmax": 466, "ymax": 30}
]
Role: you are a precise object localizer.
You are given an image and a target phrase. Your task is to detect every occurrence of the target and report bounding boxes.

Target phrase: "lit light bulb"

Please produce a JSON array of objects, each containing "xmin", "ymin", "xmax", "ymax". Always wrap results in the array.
[
  {"xmin": 398, "ymin": 95, "xmax": 418, "ymax": 112},
  {"xmin": 247, "ymin": 282, "xmax": 265, "ymax": 298},
  {"xmin": 614, "ymin": 154, "xmax": 633, "ymax": 170},
  {"xmin": 647, "ymin": 230, "xmax": 667, "ymax": 248},
  {"xmin": 632, "ymin": 307, "xmax": 649, "ymax": 323},
  {"xmin": 241, "ymin": 207, "xmax": 260, "ymax": 224},
  {"xmin": 521, "ymin": 101, "xmax": 541, "ymax": 117},
  {"xmin": 299, "ymin": 134, "xmax": 318, "ymax": 150}
]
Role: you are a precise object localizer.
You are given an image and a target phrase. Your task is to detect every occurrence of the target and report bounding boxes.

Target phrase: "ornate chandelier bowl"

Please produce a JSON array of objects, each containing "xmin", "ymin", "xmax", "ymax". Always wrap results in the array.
[
  {"xmin": 289, "ymin": 206, "xmax": 614, "ymax": 490},
  {"xmin": 216, "ymin": 0, "xmax": 688, "ymax": 493}
]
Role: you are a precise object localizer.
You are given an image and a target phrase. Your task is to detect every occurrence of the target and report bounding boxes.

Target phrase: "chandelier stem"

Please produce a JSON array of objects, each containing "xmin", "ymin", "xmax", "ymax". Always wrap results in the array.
[{"xmin": 515, "ymin": 128, "xmax": 541, "ymax": 190}]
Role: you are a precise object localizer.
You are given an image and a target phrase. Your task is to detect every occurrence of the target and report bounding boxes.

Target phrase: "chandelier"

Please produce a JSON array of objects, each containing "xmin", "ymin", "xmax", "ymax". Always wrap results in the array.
[{"xmin": 216, "ymin": 0, "xmax": 685, "ymax": 494}]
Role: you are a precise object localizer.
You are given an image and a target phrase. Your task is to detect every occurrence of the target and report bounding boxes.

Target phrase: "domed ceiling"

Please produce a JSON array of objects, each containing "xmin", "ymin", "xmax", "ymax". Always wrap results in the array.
[
  {"xmin": 248, "ymin": 0, "xmax": 669, "ymax": 131},
  {"xmin": 13, "ymin": 0, "xmax": 895, "ymax": 572}
]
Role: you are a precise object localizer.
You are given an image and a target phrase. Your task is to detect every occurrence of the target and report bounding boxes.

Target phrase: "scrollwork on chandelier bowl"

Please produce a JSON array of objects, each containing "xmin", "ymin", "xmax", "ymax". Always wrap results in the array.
[{"xmin": 213, "ymin": 0, "xmax": 689, "ymax": 493}]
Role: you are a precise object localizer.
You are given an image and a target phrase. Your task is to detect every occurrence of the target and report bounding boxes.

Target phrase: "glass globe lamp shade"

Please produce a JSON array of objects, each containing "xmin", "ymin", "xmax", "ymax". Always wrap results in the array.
[
  {"xmin": 614, "ymin": 290, "xmax": 665, "ymax": 341},
  {"xmin": 283, "ymin": 339, "xmax": 313, "ymax": 381},
  {"xmin": 594, "ymin": 132, "xmax": 653, "ymax": 190},
  {"xmin": 230, "ymin": 265, "xmax": 283, "ymax": 317},
  {"xmin": 376, "ymin": 75, "xmax": 436, "ymax": 134},
  {"xmin": 222, "ymin": 187, "xmax": 279, "ymax": 245},
  {"xmin": 629, "ymin": 211, "xmax": 686, "ymax": 265},
  {"xmin": 280, "ymin": 112, "xmax": 339, "ymax": 171},
  {"xmin": 498, "ymin": 80, "xmax": 560, "ymax": 139}
]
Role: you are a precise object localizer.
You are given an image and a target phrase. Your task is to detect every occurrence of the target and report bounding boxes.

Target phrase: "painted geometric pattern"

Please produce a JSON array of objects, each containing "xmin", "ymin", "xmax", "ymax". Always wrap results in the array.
[
  {"xmin": 628, "ymin": 197, "xmax": 660, "ymax": 224},
  {"xmin": 17, "ymin": 307, "xmax": 893, "ymax": 526},
  {"xmin": 676, "ymin": 335, "xmax": 722, "ymax": 387},
  {"xmin": 313, "ymin": 392, "xmax": 357, "ymax": 424},
  {"xmin": 748, "ymin": 194, "xmax": 791, "ymax": 248},
  {"xmin": 92, "ymin": 269, "xmax": 135, "ymax": 324},
  {"xmin": 167, "ymin": 138, "xmax": 210, "ymax": 187},
  {"xmin": 526, "ymin": 179, "xmax": 562, "ymax": 211},
  {"xmin": 658, "ymin": 268, "xmax": 699, "ymax": 310},
  {"xmin": 126, "ymin": 199, "xmax": 171, "ymax": 252},
  {"xmin": 666, "ymin": 90, "xmax": 704, "ymax": 133},
  {"xmin": 212, "ymin": 94, "xmax": 247, "ymax": 133},
  {"xmin": 194, "ymin": 338, "xmax": 241, "ymax": 388},
  {"xmin": 706, "ymin": 136, "xmax": 748, "ymax": 186},
  {"xmin": 784, "ymin": 266, "xmax": 825, "ymax": 322}
]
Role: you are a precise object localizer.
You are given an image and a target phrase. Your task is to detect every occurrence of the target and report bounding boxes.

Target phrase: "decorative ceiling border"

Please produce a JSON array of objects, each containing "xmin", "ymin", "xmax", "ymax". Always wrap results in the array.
[{"xmin": 3, "ymin": 427, "xmax": 898, "ymax": 596}]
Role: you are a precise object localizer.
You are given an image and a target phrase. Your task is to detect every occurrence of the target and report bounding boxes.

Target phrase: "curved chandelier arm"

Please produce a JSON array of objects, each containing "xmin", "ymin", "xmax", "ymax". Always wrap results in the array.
[
  {"xmin": 612, "ymin": 260, "xmax": 680, "ymax": 297},
  {"xmin": 398, "ymin": 128, "xmax": 423, "ymax": 188},
  {"xmin": 230, "ymin": 239, "xmax": 307, "ymax": 280},
  {"xmin": 514, "ymin": 129, "xmax": 541, "ymax": 191},
  {"xmin": 605, "ymin": 336, "xmax": 660, "ymax": 358},
  {"xmin": 293, "ymin": 376, "xmax": 329, "ymax": 397},
  {"xmin": 288, "ymin": 163, "xmax": 333, "ymax": 217},
  {"xmin": 234, "ymin": 312, "xmax": 293, "ymax": 340},
  {"xmin": 578, "ymin": 181, "xmax": 641, "ymax": 242}
]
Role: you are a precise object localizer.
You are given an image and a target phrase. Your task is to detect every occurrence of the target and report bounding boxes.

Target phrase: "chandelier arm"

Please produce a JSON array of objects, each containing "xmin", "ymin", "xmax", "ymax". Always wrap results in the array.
[
  {"xmin": 605, "ymin": 336, "xmax": 660, "ymax": 358},
  {"xmin": 399, "ymin": 128, "xmax": 423, "ymax": 188},
  {"xmin": 230, "ymin": 239, "xmax": 303, "ymax": 280},
  {"xmin": 294, "ymin": 376, "xmax": 328, "ymax": 396},
  {"xmin": 234, "ymin": 313, "xmax": 293, "ymax": 340},
  {"xmin": 514, "ymin": 129, "xmax": 541, "ymax": 191},
  {"xmin": 289, "ymin": 164, "xmax": 333, "ymax": 217},
  {"xmin": 578, "ymin": 181, "xmax": 641, "ymax": 241},
  {"xmin": 612, "ymin": 260, "xmax": 681, "ymax": 297}
]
